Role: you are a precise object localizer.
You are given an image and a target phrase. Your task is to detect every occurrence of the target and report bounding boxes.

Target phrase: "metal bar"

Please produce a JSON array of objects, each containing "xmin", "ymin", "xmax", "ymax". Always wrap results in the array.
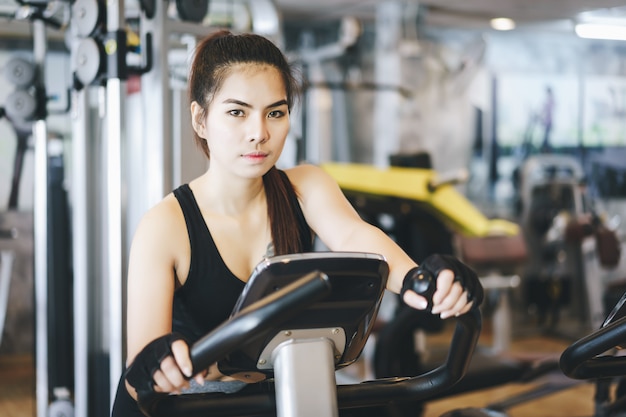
[
  {"xmin": 0, "ymin": 250, "xmax": 15, "ymax": 346},
  {"xmin": 32, "ymin": 16, "xmax": 49, "ymax": 417},
  {"xmin": 106, "ymin": 76, "xmax": 124, "ymax": 411},
  {"xmin": 71, "ymin": 88, "xmax": 89, "ymax": 417},
  {"xmin": 34, "ymin": 116, "xmax": 49, "ymax": 417},
  {"xmin": 106, "ymin": 0, "xmax": 125, "ymax": 411},
  {"xmin": 274, "ymin": 339, "xmax": 338, "ymax": 417},
  {"xmin": 141, "ymin": 1, "xmax": 170, "ymax": 203}
]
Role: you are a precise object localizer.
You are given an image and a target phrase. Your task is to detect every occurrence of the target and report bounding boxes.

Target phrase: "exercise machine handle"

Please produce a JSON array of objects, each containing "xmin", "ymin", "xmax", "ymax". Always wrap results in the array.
[
  {"xmin": 137, "ymin": 270, "xmax": 332, "ymax": 416},
  {"xmin": 143, "ymin": 305, "xmax": 481, "ymax": 416},
  {"xmin": 336, "ymin": 306, "xmax": 481, "ymax": 406},
  {"xmin": 560, "ymin": 315, "xmax": 626, "ymax": 380}
]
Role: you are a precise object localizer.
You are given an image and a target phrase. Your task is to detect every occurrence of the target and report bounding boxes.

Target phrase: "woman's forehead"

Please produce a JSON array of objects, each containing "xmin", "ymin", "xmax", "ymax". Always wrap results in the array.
[{"xmin": 215, "ymin": 64, "xmax": 287, "ymax": 98}]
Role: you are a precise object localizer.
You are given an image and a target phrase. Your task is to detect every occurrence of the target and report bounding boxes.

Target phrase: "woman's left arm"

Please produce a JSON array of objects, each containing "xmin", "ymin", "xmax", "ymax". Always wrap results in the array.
[{"xmin": 288, "ymin": 164, "xmax": 481, "ymax": 317}]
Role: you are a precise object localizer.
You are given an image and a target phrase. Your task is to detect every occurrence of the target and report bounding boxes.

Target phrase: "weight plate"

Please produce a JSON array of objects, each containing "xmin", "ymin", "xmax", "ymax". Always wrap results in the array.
[
  {"xmin": 72, "ymin": 0, "xmax": 102, "ymax": 37},
  {"xmin": 139, "ymin": 0, "xmax": 156, "ymax": 19},
  {"xmin": 176, "ymin": 0, "xmax": 209, "ymax": 23},
  {"xmin": 5, "ymin": 90, "xmax": 37, "ymax": 121},
  {"xmin": 75, "ymin": 37, "xmax": 103, "ymax": 86},
  {"xmin": 3, "ymin": 57, "xmax": 36, "ymax": 87}
]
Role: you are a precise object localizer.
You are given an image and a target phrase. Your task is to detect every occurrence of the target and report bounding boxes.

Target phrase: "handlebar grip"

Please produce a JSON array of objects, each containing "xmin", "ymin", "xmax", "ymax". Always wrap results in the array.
[
  {"xmin": 403, "ymin": 267, "xmax": 436, "ymax": 311},
  {"xmin": 137, "ymin": 270, "xmax": 332, "ymax": 417},
  {"xmin": 560, "ymin": 315, "xmax": 626, "ymax": 380}
]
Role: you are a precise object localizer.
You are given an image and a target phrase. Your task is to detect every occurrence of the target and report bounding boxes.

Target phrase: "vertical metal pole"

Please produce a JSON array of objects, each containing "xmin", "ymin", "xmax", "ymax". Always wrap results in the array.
[
  {"xmin": 106, "ymin": 76, "xmax": 124, "ymax": 410},
  {"xmin": 373, "ymin": 1, "xmax": 402, "ymax": 168},
  {"xmin": 71, "ymin": 88, "xmax": 89, "ymax": 417},
  {"xmin": 32, "ymin": 18, "xmax": 49, "ymax": 417},
  {"xmin": 141, "ymin": 3, "xmax": 171, "ymax": 204},
  {"xmin": 106, "ymin": 0, "xmax": 125, "ymax": 410},
  {"xmin": 274, "ymin": 339, "xmax": 338, "ymax": 417}
]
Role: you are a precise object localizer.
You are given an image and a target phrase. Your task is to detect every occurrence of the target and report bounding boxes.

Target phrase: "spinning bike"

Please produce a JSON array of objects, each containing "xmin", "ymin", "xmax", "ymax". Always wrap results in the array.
[
  {"xmin": 559, "ymin": 291, "xmax": 626, "ymax": 417},
  {"xmin": 135, "ymin": 252, "xmax": 482, "ymax": 417}
]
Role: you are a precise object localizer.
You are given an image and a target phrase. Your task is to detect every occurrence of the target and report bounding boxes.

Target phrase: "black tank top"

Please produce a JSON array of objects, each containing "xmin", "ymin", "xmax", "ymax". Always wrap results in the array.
[
  {"xmin": 171, "ymin": 170, "xmax": 312, "ymax": 342},
  {"xmin": 112, "ymin": 170, "xmax": 311, "ymax": 417}
]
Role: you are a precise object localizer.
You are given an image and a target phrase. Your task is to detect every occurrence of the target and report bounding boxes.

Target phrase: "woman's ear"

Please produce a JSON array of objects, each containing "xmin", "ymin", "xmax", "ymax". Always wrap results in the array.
[{"xmin": 190, "ymin": 101, "xmax": 206, "ymax": 138}]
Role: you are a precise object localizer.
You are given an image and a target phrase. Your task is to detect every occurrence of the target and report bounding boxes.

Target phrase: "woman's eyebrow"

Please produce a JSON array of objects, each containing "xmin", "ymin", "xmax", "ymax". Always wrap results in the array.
[
  {"xmin": 222, "ymin": 98, "xmax": 251, "ymax": 107},
  {"xmin": 221, "ymin": 98, "xmax": 288, "ymax": 109},
  {"xmin": 266, "ymin": 99, "xmax": 288, "ymax": 109}
]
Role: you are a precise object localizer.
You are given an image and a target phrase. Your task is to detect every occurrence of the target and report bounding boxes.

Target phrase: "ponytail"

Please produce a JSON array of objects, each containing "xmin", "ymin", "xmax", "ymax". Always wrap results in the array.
[{"xmin": 263, "ymin": 166, "xmax": 312, "ymax": 255}]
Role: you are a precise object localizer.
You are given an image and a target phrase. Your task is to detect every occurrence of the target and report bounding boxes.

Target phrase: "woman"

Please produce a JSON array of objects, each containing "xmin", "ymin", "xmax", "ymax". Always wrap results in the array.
[{"xmin": 112, "ymin": 30, "xmax": 482, "ymax": 416}]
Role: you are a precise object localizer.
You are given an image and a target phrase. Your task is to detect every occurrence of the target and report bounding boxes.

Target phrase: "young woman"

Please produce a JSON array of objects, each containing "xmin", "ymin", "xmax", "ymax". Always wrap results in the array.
[{"xmin": 112, "ymin": 30, "xmax": 482, "ymax": 416}]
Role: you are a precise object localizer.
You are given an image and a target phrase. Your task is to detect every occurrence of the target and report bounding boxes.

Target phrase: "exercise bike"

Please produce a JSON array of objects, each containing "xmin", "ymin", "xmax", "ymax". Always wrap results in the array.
[
  {"xmin": 559, "ymin": 291, "xmax": 626, "ymax": 417},
  {"xmin": 134, "ymin": 252, "xmax": 482, "ymax": 417}
]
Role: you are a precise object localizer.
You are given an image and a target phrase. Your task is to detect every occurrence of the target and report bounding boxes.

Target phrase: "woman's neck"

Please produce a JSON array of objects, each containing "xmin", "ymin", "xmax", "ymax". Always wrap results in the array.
[{"xmin": 192, "ymin": 171, "xmax": 266, "ymax": 216}]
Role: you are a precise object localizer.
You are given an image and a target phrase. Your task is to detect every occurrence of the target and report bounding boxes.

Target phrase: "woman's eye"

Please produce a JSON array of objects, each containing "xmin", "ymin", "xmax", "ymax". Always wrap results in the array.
[
  {"xmin": 229, "ymin": 109, "xmax": 244, "ymax": 117},
  {"xmin": 268, "ymin": 110, "xmax": 285, "ymax": 118}
]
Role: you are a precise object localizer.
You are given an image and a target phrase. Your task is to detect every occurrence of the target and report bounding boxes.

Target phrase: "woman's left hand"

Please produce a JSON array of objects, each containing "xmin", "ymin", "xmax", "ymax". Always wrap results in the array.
[{"xmin": 401, "ymin": 254, "xmax": 483, "ymax": 319}]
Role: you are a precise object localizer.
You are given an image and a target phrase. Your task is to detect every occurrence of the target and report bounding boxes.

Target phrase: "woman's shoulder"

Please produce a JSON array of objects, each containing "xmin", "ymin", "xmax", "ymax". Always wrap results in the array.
[
  {"xmin": 281, "ymin": 164, "xmax": 344, "ymax": 208},
  {"xmin": 282, "ymin": 163, "xmax": 333, "ymax": 184},
  {"xmin": 134, "ymin": 192, "xmax": 186, "ymax": 240}
]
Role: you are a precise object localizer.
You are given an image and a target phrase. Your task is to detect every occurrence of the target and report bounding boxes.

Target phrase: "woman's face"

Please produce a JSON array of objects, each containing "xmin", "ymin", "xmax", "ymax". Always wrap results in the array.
[{"xmin": 192, "ymin": 63, "xmax": 290, "ymax": 179}]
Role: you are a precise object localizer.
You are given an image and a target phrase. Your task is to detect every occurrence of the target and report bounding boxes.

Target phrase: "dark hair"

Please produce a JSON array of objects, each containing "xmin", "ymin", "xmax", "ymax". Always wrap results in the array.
[{"xmin": 188, "ymin": 31, "xmax": 307, "ymax": 255}]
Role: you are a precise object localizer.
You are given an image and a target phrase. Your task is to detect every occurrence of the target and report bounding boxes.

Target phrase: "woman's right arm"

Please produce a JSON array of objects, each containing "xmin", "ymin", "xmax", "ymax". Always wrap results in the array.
[{"xmin": 124, "ymin": 198, "xmax": 198, "ymax": 399}]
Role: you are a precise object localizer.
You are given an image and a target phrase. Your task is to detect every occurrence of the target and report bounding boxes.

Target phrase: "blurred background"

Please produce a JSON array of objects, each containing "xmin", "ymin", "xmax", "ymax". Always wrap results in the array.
[{"xmin": 1, "ymin": 1, "xmax": 626, "ymax": 416}]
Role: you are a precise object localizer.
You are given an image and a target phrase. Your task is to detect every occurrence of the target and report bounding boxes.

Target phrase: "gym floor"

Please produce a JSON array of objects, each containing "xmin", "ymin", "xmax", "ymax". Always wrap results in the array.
[
  {"xmin": 422, "ymin": 331, "xmax": 596, "ymax": 417},
  {"xmin": 0, "ymin": 322, "xmax": 598, "ymax": 417}
]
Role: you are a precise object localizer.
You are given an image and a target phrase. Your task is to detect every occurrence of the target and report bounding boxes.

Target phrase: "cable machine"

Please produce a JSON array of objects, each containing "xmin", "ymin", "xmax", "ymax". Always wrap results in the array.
[{"xmin": 66, "ymin": 1, "xmax": 283, "ymax": 415}]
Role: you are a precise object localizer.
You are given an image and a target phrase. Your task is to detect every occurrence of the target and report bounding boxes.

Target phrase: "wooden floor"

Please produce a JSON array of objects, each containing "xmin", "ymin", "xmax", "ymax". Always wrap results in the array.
[
  {"xmin": 0, "ymin": 330, "xmax": 600, "ymax": 417},
  {"xmin": 422, "ymin": 335, "xmax": 596, "ymax": 417},
  {"xmin": 0, "ymin": 354, "xmax": 34, "ymax": 417}
]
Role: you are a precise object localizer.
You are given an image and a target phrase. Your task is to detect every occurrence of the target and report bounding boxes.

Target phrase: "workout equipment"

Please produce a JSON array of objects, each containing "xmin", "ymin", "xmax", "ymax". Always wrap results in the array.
[
  {"xmin": 65, "ymin": 1, "xmax": 286, "ymax": 414},
  {"xmin": 517, "ymin": 154, "xmax": 612, "ymax": 332},
  {"xmin": 134, "ymin": 252, "xmax": 482, "ymax": 417},
  {"xmin": 558, "ymin": 288, "xmax": 626, "ymax": 416},
  {"xmin": 1, "ymin": 3, "xmax": 75, "ymax": 415},
  {"xmin": 0, "ymin": 250, "xmax": 15, "ymax": 347},
  {"xmin": 320, "ymin": 160, "xmax": 578, "ymax": 416},
  {"xmin": 321, "ymin": 162, "xmax": 519, "ymax": 238}
]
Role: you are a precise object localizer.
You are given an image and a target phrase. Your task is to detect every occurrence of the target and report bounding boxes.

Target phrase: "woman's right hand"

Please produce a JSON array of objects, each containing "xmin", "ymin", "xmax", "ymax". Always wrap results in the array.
[
  {"xmin": 125, "ymin": 333, "xmax": 205, "ymax": 398},
  {"xmin": 152, "ymin": 339, "xmax": 205, "ymax": 393}
]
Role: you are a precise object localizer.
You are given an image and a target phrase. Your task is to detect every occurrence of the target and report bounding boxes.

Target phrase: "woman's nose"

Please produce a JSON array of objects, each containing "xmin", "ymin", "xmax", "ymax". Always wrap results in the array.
[{"xmin": 248, "ymin": 116, "xmax": 269, "ymax": 143}]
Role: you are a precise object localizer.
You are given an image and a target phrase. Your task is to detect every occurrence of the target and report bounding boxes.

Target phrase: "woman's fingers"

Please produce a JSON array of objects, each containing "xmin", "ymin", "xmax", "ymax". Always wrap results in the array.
[
  {"xmin": 431, "ymin": 269, "xmax": 454, "ymax": 310},
  {"xmin": 151, "ymin": 340, "xmax": 195, "ymax": 394},
  {"xmin": 157, "ymin": 355, "xmax": 189, "ymax": 393},
  {"xmin": 171, "ymin": 339, "xmax": 193, "ymax": 377},
  {"xmin": 431, "ymin": 269, "xmax": 474, "ymax": 318}
]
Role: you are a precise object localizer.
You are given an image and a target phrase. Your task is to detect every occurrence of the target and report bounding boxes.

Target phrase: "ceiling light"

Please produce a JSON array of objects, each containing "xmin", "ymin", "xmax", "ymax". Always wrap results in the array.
[
  {"xmin": 490, "ymin": 17, "xmax": 516, "ymax": 31},
  {"xmin": 575, "ymin": 22, "xmax": 626, "ymax": 41}
]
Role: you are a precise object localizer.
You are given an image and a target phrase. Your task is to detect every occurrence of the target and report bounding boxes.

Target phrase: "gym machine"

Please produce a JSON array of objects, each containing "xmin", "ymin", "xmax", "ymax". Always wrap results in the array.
[
  {"xmin": 132, "ymin": 252, "xmax": 482, "ymax": 417},
  {"xmin": 320, "ymin": 161, "xmax": 581, "ymax": 415},
  {"xmin": 0, "ymin": 2, "xmax": 74, "ymax": 416},
  {"xmin": 66, "ymin": 1, "xmax": 285, "ymax": 415},
  {"xmin": 559, "ymin": 291, "xmax": 626, "ymax": 417}
]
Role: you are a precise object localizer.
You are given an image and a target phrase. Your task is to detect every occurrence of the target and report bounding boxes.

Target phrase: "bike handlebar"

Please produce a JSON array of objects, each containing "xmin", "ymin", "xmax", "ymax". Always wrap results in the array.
[
  {"xmin": 138, "ymin": 265, "xmax": 482, "ymax": 416},
  {"xmin": 137, "ymin": 270, "xmax": 332, "ymax": 416},
  {"xmin": 560, "ymin": 316, "xmax": 626, "ymax": 380}
]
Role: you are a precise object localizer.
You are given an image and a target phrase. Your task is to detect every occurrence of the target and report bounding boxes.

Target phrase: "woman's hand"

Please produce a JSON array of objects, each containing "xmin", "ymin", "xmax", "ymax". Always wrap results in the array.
[
  {"xmin": 401, "ymin": 254, "xmax": 483, "ymax": 319},
  {"xmin": 152, "ymin": 339, "xmax": 205, "ymax": 393},
  {"xmin": 125, "ymin": 333, "xmax": 205, "ymax": 397}
]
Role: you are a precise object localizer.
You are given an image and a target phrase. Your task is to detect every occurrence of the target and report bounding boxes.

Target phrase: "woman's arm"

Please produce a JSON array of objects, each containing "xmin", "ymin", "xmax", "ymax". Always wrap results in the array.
[
  {"xmin": 124, "ymin": 197, "xmax": 199, "ymax": 398},
  {"xmin": 288, "ymin": 164, "xmax": 477, "ymax": 318}
]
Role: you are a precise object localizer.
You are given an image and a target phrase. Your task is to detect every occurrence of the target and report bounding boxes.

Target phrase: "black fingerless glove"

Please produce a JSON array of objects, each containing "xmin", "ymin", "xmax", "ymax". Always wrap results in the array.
[
  {"xmin": 401, "ymin": 254, "xmax": 483, "ymax": 310},
  {"xmin": 125, "ymin": 332, "xmax": 189, "ymax": 397}
]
